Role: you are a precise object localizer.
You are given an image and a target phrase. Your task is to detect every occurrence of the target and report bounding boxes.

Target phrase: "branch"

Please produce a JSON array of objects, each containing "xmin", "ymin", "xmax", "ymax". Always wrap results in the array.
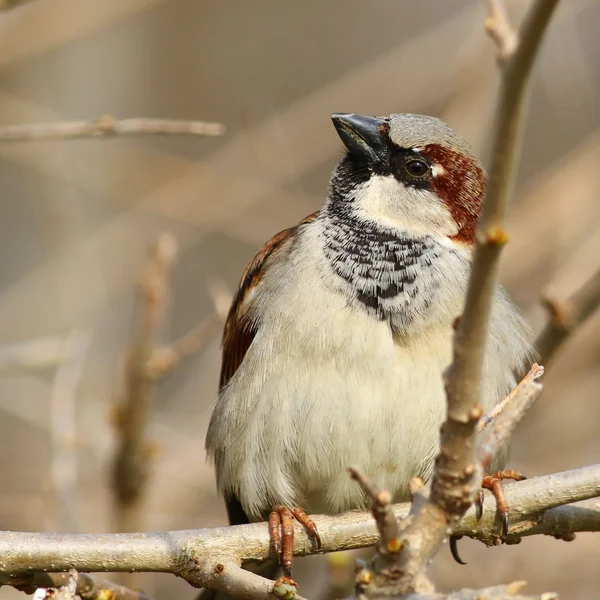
[
  {"xmin": 112, "ymin": 234, "xmax": 178, "ymax": 532},
  {"xmin": 535, "ymin": 268, "xmax": 600, "ymax": 366},
  {"xmin": 0, "ymin": 0, "xmax": 36, "ymax": 9},
  {"xmin": 0, "ymin": 466, "xmax": 597, "ymax": 598},
  {"xmin": 0, "ymin": 115, "xmax": 225, "ymax": 142},
  {"xmin": 477, "ymin": 363, "xmax": 543, "ymax": 433},
  {"xmin": 146, "ymin": 314, "xmax": 219, "ymax": 379},
  {"xmin": 476, "ymin": 363, "xmax": 544, "ymax": 471},
  {"xmin": 484, "ymin": 0, "xmax": 519, "ymax": 64},
  {"xmin": 49, "ymin": 330, "xmax": 91, "ymax": 532},
  {"xmin": 0, "ymin": 335, "xmax": 68, "ymax": 373},
  {"xmin": 9, "ymin": 571, "xmax": 150, "ymax": 600},
  {"xmin": 381, "ymin": 1, "xmax": 559, "ymax": 593}
]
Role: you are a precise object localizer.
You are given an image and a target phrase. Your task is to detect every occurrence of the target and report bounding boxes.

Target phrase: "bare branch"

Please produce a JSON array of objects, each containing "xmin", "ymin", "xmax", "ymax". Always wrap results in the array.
[
  {"xmin": 49, "ymin": 330, "xmax": 92, "ymax": 532},
  {"xmin": 477, "ymin": 363, "xmax": 544, "ymax": 432},
  {"xmin": 399, "ymin": 582, "xmax": 555, "ymax": 600},
  {"xmin": 0, "ymin": 335, "xmax": 68, "ymax": 373},
  {"xmin": 383, "ymin": 1, "xmax": 559, "ymax": 593},
  {"xmin": 0, "ymin": 115, "xmax": 225, "ymax": 142},
  {"xmin": 484, "ymin": 0, "xmax": 519, "ymax": 63},
  {"xmin": 8, "ymin": 571, "xmax": 150, "ymax": 600},
  {"xmin": 348, "ymin": 466, "xmax": 401, "ymax": 554},
  {"xmin": 0, "ymin": 0, "xmax": 37, "ymax": 10},
  {"xmin": 0, "ymin": 466, "xmax": 597, "ymax": 597},
  {"xmin": 476, "ymin": 373, "xmax": 543, "ymax": 470},
  {"xmin": 536, "ymin": 268, "xmax": 600, "ymax": 365},
  {"xmin": 146, "ymin": 314, "xmax": 219, "ymax": 379},
  {"xmin": 112, "ymin": 234, "xmax": 178, "ymax": 533}
]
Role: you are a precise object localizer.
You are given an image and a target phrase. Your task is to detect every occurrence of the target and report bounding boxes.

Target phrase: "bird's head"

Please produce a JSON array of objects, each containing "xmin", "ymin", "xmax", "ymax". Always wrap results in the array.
[{"xmin": 329, "ymin": 113, "xmax": 486, "ymax": 244}]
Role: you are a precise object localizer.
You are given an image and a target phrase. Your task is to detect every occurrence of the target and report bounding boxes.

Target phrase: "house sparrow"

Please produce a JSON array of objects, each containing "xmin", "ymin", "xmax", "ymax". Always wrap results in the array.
[{"xmin": 205, "ymin": 112, "xmax": 533, "ymax": 573}]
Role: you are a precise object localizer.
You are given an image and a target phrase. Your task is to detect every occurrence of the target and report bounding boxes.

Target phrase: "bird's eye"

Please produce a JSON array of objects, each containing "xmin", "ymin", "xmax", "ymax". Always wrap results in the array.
[{"xmin": 404, "ymin": 159, "xmax": 430, "ymax": 178}]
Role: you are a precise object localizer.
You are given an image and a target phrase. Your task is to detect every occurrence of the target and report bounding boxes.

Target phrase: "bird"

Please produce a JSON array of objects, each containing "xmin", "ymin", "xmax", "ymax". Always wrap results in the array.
[{"xmin": 205, "ymin": 112, "xmax": 534, "ymax": 578}]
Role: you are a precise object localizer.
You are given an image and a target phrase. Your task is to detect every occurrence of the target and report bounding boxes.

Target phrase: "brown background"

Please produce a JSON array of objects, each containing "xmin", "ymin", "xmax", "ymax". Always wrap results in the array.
[{"xmin": 0, "ymin": 1, "xmax": 599, "ymax": 598}]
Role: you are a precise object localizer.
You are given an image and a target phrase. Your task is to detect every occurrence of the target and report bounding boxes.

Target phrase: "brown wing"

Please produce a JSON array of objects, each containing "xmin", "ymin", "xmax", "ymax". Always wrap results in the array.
[{"xmin": 219, "ymin": 211, "xmax": 319, "ymax": 390}]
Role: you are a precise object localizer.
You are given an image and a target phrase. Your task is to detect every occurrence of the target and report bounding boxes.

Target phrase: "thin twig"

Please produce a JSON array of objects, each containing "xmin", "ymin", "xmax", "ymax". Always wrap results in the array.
[
  {"xmin": 477, "ymin": 363, "xmax": 544, "ymax": 432},
  {"xmin": 348, "ymin": 466, "xmax": 401, "ymax": 554},
  {"xmin": 112, "ymin": 234, "xmax": 177, "ymax": 533},
  {"xmin": 146, "ymin": 314, "xmax": 219, "ymax": 379},
  {"xmin": 376, "ymin": 1, "xmax": 560, "ymax": 595},
  {"xmin": 0, "ymin": 0, "xmax": 36, "ymax": 9},
  {"xmin": 476, "ymin": 375, "xmax": 543, "ymax": 470},
  {"xmin": 10, "ymin": 571, "xmax": 150, "ymax": 600},
  {"xmin": 0, "ymin": 115, "xmax": 225, "ymax": 142},
  {"xmin": 0, "ymin": 335, "xmax": 68, "ymax": 373},
  {"xmin": 484, "ymin": 0, "xmax": 519, "ymax": 64},
  {"xmin": 49, "ymin": 330, "xmax": 91, "ymax": 532},
  {"xmin": 536, "ymin": 268, "xmax": 600, "ymax": 365},
  {"xmin": 0, "ymin": 466, "xmax": 597, "ymax": 598}
]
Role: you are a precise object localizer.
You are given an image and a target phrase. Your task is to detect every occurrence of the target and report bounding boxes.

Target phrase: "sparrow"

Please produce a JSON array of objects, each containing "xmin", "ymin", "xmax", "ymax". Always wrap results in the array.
[{"xmin": 205, "ymin": 112, "xmax": 533, "ymax": 575}]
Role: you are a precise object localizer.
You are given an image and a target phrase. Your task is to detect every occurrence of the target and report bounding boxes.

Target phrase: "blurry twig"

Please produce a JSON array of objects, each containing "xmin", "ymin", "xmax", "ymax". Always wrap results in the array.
[
  {"xmin": 0, "ymin": 115, "xmax": 225, "ymax": 142},
  {"xmin": 10, "ymin": 570, "xmax": 150, "ymax": 600},
  {"xmin": 0, "ymin": 336, "xmax": 67, "ymax": 373},
  {"xmin": 112, "ymin": 234, "xmax": 218, "ymax": 533},
  {"xmin": 484, "ymin": 0, "xmax": 519, "ymax": 63},
  {"xmin": 0, "ymin": 466, "xmax": 597, "ymax": 599},
  {"xmin": 0, "ymin": 0, "xmax": 36, "ymax": 10},
  {"xmin": 49, "ymin": 330, "xmax": 91, "ymax": 532},
  {"xmin": 112, "ymin": 234, "xmax": 178, "ymax": 533},
  {"xmin": 536, "ymin": 268, "xmax": 600, "ymax": 366},
  {"xmin": 146, "ymin": 314, "xmax": 219, "ymax": 379}
]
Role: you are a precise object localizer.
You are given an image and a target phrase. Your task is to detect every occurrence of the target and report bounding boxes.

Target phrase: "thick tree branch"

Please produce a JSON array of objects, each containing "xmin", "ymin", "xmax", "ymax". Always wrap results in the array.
[
  {"xmin": 536, "ymin": 268, "xmax": 600, "ymax": 366},
  {"xmin": 0, "ymin": 466, "xmax": 598, "ymax": 597},
  {"xmin": 0, "ymin": 116, "xmax": 225, "ymax": 141}
]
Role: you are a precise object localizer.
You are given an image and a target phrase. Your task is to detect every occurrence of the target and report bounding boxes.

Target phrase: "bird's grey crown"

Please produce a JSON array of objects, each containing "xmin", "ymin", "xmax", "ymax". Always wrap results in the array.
[{"xmin": 386, "ymin": 113, "xmax": 481, "ymax": 166}]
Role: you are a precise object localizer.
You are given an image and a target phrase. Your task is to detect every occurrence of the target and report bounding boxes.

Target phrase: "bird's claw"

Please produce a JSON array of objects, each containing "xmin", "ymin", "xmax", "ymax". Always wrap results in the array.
[{"xmin": 269, "ymin": 505, "xmax": 320, "ymax": 575}]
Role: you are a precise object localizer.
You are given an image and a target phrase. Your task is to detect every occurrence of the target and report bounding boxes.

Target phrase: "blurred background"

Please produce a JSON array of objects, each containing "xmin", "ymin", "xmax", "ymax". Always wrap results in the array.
[{"xmin": 0, "ymin": 0, "xmax": 599, "ymax": 598}]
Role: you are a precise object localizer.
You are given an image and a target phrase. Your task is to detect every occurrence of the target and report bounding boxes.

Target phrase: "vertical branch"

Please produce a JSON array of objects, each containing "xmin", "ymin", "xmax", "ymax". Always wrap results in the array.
[
  {"xmin": 112, "ymin": 234, "xmax": 177, "ymax": 533},
  {"xmin": 364, "ymin": 1, "xmax": 561, "ymax": 595},
  {"xmin": 49, "ymin": 330, "xmax": 92, "ymax": 533},
  {"xmin": 535, "ymin": 268, "xmax": 600, "ymax": 366},
  {"xmin": 432, "ymin": 0, "xmax": 559, "ymax": 518}
]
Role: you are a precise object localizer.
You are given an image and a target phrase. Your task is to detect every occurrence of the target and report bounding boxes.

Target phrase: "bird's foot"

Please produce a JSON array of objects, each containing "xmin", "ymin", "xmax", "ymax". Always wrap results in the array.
[
  {"xmin": 476, "ymin": 469, "xmax": 527, "ymax": 537},
  {"xmin": 450, "ymin": 469, "xmax": 526, "ymax": 565},
  {"xmin": 269, "ymin": 505, "xmax": 321, "ymax": 575}
]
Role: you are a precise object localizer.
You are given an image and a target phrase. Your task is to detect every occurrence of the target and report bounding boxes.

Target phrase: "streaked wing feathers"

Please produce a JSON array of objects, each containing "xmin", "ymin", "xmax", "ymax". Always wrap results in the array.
[{"xmin": 219, "ymin": 211, "xmax": 319, "ymax": 389}]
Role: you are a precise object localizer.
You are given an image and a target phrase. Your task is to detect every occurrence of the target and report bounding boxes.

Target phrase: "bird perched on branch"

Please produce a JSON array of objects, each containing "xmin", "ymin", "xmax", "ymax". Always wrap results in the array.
[{"xmin": 205, "ymin": 112, "xmax": 533, "ymax": 577}]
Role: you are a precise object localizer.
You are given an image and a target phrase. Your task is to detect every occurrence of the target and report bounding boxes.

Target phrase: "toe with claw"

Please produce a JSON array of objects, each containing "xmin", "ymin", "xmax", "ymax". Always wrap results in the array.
[
  {"xmin": 269, "ymin": 505, "xmax": 321, "ymax": 575},
  {"xmin": 450, "ymin": 469, "xmax": 526, "ymax": 565},
  {"xmin": 480, "ymin": 469, "xmax": 526, "ymax": 538}
]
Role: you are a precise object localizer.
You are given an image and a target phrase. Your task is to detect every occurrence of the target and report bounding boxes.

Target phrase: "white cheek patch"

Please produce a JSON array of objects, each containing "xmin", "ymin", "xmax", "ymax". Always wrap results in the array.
[
  {"xmin": 351, "ymin": 175, "xmax": 458, "ymax": 238},
  {"xmin": 431, "ymin": 163, "xmax": 446, "ymax": 178}
]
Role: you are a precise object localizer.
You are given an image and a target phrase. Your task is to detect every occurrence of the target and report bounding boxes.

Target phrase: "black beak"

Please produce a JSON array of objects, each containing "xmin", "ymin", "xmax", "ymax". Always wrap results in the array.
[{"xmin": 331, "ymin": 113, "xmax": 388, "ymax": 164}]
